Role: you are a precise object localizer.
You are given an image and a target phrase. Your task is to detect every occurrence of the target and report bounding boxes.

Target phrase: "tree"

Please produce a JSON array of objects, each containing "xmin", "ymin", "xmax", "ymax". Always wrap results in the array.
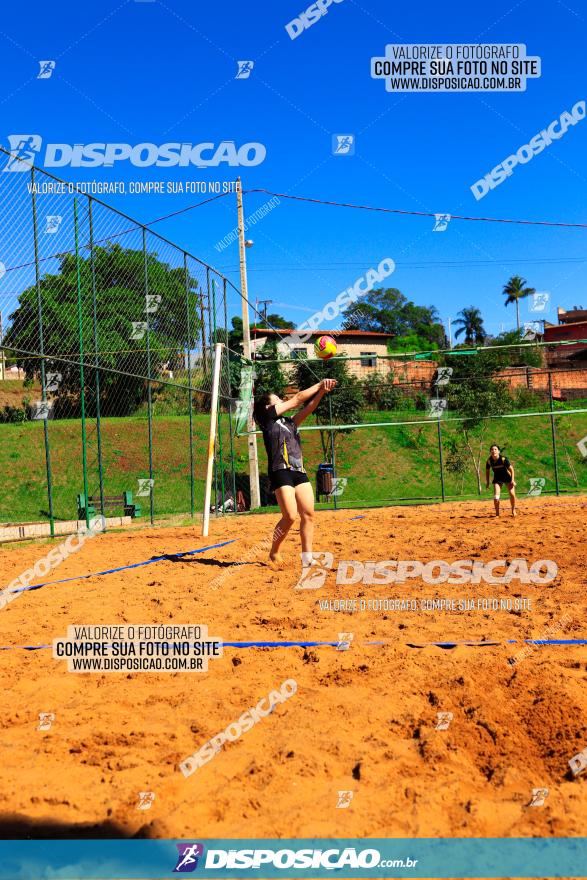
[
  {"xmin": 252, "ymin": 338, "xmax": 287, "ymax": 399},
  {"xmin": 502, "ymin": 275, "xmax": 536, "ymax": 334},
  {"xmin": 341, "ymin": 287, "xmax": 446, "ymax": 348},
  {"xmin": 4, "ymin": 243, "xmax": 201, "ymax": 416},
  {"xmin": 453, "ymin": 307, "xmax": 486, "ymax": 345},
  {"xmin": 293, "ymin": 356, "xmax": 363, "ymax": 459}
]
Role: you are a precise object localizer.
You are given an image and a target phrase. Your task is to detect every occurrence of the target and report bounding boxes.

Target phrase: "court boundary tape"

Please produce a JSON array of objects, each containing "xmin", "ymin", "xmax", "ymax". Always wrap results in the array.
[
  {"xmin": 5, "ymin": 539, "xmax": 236, "ymax": 595},
  {"xmin": 1, "ymin": 638, "xmax": 587, "ymax": 652}
]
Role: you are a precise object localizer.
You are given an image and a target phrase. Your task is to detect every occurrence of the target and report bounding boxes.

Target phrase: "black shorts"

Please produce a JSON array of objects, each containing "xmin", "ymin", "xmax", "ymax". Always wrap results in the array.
[
  {"xmin": 269, "ymin": 469, "xmax": 310, "ymax": 491},
  {"xmin": 493, "ymin": 479, "xmax": 514, "ymax": 487}
]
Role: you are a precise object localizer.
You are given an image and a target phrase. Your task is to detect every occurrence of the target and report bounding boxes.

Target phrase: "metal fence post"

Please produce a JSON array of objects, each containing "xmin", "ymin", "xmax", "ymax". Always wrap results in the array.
[
  {"xmin": 184, "ymin": 254, "xmax": 195, "ymax": 518},
  {"xmin": 73, "ymin": 197, "xmax": 90, "ymax": 529},
  {"xmin": 328, "ymin": 395, "xmax": 337, "ymax": 510},
  {"xmin": 142, "ymin": 228, "xmax": 155, "ymax": 524},
  {"xmin": 549, "ymin": 371, "xmax": 560, "ymax": 495},
  {"xmin": 437, "ymin": 418, "xmax": 446, "ymax": 502},
  {"xmin": 31, "ymin": 167, "xmax": 55, "ymax": 536},
  {"xmin": 88, "ymin": 199, "xmax": 105, "ymax": 520},
  {"xmin": 212, "ymin": 278, "xmax": 225, "ymax": 512},
  {"xmin": 223, "ymin": 277, "xmax": 238, "ymax": 506}
]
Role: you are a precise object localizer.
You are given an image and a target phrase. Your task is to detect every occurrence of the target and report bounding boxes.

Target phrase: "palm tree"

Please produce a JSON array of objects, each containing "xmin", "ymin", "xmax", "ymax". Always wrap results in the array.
[
  {"xmin": 502, "ymin": 275, "xmax": 536, "ymax": 334},
  {"xmin": 453, "ymin": 307, "xmax": 486, "ymax": 345}
]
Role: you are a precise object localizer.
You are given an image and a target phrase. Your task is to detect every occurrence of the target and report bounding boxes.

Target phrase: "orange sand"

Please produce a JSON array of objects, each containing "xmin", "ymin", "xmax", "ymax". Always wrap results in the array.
[{"xmin": 0, "ymin": 496, "xmax": 586, "ymax": 841}]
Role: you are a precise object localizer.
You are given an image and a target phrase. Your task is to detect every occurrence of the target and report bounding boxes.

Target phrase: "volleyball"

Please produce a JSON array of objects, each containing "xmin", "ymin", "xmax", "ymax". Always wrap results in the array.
[{"xmin": 314, "ymin": 335, "xmax": 337, "ymax": 359}]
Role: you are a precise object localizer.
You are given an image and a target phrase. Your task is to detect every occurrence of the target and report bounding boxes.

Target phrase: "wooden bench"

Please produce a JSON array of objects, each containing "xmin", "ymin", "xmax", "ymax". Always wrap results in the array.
[{"xmin": 77, "ymin": 491, "xmax": 142, "ymax": 520}]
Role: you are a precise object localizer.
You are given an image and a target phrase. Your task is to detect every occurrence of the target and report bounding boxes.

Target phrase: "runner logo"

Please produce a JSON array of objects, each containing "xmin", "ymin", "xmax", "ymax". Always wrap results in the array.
[
  {"xmin": 173, "ymin": 843, "xmax": 204, "ymax": 872},
  {"xmin": 336, "ymin": 790, "xmax": 354, "ymax": 808},
  {"xmin": 136, "ymin": 791, "xmax": 155, "ymax": 810},
  {"xmin": 4, "ymin": 135, "xmax": 42, "ymax": 171},
  {"xmin": 236, "ymin": 61, "xmax": 254, "ymax": 79},
  {"xmin": 435, "ymin": 711, "xmax": 453, "ymax": 730},
  {"xmin": 37, "ymin": 712, "xmax": 55, "ymax": 731},
  {"xmin": 527, "ymin": 477, "xmax": 546, "ymax": 497},
  {"xmin": 433, "ymin": 213, "xmax": 451, "ymax": 232},
  {"xmin": 295, "ymin": 552, "xmax": 334, "ymax": 589},
  {"xmin": 45, "ymin": 215, "xmax": 62, "ymax": 234},
  {"xmin": 336, "ymin": 632, "xmax": 353, "ymax": 651},
  {"xmin": 37, "ymin": 61, "xmax": 56, "ymax": 79},
  {"xmin": 529, "ymin": 787, "xmax": 549, "ymax": 807},
  {"xmin": 332, "ymin": 134, "xmax": 355, "ymax": 155}
]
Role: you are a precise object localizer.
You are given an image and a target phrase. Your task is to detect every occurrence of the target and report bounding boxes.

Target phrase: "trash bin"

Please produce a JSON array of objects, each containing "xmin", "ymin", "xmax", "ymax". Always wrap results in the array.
[{"xmin": 316, "ymin": 463, "xmax": 334, "ymax": 500}]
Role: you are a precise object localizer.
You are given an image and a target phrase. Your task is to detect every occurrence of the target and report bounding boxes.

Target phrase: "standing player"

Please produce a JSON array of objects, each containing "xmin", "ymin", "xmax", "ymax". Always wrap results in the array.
[
  {"xmin": 485, "ymin": 444, "xmax": 517, "ymax": 517},
  {"xmin": 253, "ymin": 378, "xmax": 337, "ymax": 572}
]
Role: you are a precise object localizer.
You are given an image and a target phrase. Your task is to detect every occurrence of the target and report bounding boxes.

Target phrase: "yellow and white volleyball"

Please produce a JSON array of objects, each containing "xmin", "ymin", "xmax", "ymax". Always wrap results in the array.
[{"xmin": 314, "ymin": 335, "xmax": 337, "ymax": 360}]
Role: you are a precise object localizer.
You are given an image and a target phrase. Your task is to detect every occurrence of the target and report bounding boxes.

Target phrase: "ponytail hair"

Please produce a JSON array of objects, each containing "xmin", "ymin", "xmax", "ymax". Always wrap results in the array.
[{"xmin": 253, "ymin": 393, "xmax": 273, "ymax": 426}]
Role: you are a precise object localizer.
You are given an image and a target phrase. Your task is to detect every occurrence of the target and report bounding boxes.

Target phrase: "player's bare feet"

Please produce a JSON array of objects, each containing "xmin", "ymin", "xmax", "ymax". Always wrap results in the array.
[
  {"xmin": 268, "ymin": 551, "xmax": 284, "ymax": 569},
  {"xmin": 512, "ymin": 509, "xmax": 517, "ymax": 517}
]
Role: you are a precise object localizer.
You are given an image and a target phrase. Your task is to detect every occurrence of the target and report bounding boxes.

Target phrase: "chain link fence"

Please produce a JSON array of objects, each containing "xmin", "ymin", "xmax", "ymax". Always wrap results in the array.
[{"xmin": 0, "ymin": 150, "xmax": 246, "ymax": 532}]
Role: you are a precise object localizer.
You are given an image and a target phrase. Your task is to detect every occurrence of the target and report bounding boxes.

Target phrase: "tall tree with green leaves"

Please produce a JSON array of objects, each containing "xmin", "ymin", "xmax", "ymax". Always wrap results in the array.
[
  {"xmin": 453, "ymin": 307, "xmax": 486, "ymax": 345},
  {"xmin": 341, "ymin": 287, "xmax": 446, "ymax": 348},
  {"xmin": 4, "ymin": 243, "xmax": 201, "ymax": 416},
  {"xmin": 502, "ymin": 275, "xmax": 536, "ymax": 334}
]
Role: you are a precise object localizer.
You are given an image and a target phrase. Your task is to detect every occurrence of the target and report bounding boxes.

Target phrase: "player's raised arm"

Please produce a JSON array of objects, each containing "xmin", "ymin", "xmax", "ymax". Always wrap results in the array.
[{"xmin": 292, "ymin": 379, "xmax": 337, "ymax": 426}]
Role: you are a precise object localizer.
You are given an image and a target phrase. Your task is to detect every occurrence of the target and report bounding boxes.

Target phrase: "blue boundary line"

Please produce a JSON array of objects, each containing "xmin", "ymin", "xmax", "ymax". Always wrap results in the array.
[
  {"xmin": 2, "ymin": 638, "xmax": 587, "ymax": 652},
  {"xmin": 6, "ymin": 539, "xmax": 236, "ymax": 595}
]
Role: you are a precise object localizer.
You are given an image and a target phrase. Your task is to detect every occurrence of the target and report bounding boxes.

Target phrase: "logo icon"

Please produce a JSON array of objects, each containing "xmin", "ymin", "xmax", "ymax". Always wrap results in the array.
[
  {"xmin": 529, "ymin": 292, "xmax": 550, "ymax": 313},
  {"xmin": 522, "ymin": 321, "xmax": 541, "ymax": 341},
  {"xmin": 173, "ymin": 843, "xmax": 204, "ymax": 873},
  {"xmin": 136, "ymin": 791, "xmax": 155, "ymax": 811},
  {"xmin": 294, "ymin": 551, "xmax": 334, "ymax": 590},
  {"xmin": 45, "ymin": 372, "xmax": 62, "ymax": 393},
  {"xmin": 30, "ymin": 400, "xmax": 51, "ymax": 421},
  {"xmin": 428, "ymin": 398, "xmax": 448, "ymax": 417},
  {"xmin": 38, "ymin": 712, "xmax": 55, "ymax": 731},
  {"xmin": 130, "ymin": 321, "xmax": 148, "ymax": 340},
  {"xmin": 577, "ymin": 435, "xmax": 587, "ymax": 459},
  {"xmin": 569, "ymin": 748, "xmax": 587, "ymax": 777},
  {"xmin": 529, "ymin": 787, "xmax": 549, "ymax": 807},
  {"xmin": 45, "ymin": 215, "xmax": 63, "ymax": 234},
  {"xmin": 336, "ymin": 632, "xmax": 354, "ymax": 651},
  {"xmin": 435, "ymin": 711, "xmax": 453, "ymax": 731},
  {"xmin": 3, "ymin": 135, "xmax": 42, "ymax": 172},
  {"xmin": 145, "ymin": 294, "xmax": 162, "ymax": 314},
  {"xmin": 236, "ymin": 61, "xmax": 254, "ymax": 79},
  {"xmin": 332, "ymin": 134, "xmax": 355, "ymax": 156},
  {"xmin": 137, "ymin": 478, "xmax": 154, "ymax": 497},
  {"xmin": 527, "ymin": 477, "xmax": 546, "ymax": 497},
  {"xmin": 433, "ymin": 213, "xmax": 451, "ymax": 232},
  {"xmin": 336, "ymin": 790, "xmax": 354, "ymax": 808},
  {"xmin": 330, "ymin": 477, "xmax": 348, "ymax": 497},
  {"xmin": 434, "ymin": 366, "xmax": 453, "ymax": 386},
  {"xmin": 37, "ymin": 61, "xmax": 56, "ymax": 79}
]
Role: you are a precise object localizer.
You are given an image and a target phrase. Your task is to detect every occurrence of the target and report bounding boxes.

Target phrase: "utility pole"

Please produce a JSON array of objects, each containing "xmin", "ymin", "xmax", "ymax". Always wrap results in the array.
[
  {"xmin": 447, "ymin": 317, "xmax": 453, "ymax": 349},
  {"xmin": 236, "ymin": 177, "xmax": 261, "ymax": 510},
  {"xmin": 258, "ymin": 299, "xmax": 273, "ymax": 324}
]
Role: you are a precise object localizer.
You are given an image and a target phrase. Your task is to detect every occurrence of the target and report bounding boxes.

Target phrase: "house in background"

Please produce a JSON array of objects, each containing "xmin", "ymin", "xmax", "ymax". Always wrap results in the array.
[
  {"xmin": 250, "ymin": 328, "xmax": 396, "ymax": 380},
  {"xmin": 544, "ymin": 306, "xmax": 587, "ymax": 367}
]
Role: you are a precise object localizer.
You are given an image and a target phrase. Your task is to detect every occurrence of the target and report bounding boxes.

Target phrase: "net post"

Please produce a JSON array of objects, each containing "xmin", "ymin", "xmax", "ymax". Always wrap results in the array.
[
  {"xmin": 203, "ymin": 342, "xmax": 224, "ymax": 536},
  {"xmin": 88, "ymin": 198, "xmax": 105, "ymax": 523},
  {"xmin": 142, "ymin": 227, "xmax": 155, "ymax": 525},
  {"xmin": 73, "ymin": 197, "xmax": 90, "ymax": 530},
  {"xmin": 30, "ymin": 166, "xmax": 55, "ymax": 537},
  {"xmin": 184, "ymin": 253, "xmax": 195, "ymax": 518},
  {"xmin": 437, "ymin": 418, "xmax": 446, "ymax": 502},
  {"xmin": 549, "ymin": 370, "xmax": 560, "ymax": 495}
]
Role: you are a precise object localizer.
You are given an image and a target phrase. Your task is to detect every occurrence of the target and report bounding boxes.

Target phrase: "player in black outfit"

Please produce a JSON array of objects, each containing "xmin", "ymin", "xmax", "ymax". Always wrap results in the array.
[
  {"xmin": 485, "ymin": 444, "xmax": 517, "ymax": 517},
  {"xmin": 253, "ymin": 378, "xmax": 337, "ymax": 569}
]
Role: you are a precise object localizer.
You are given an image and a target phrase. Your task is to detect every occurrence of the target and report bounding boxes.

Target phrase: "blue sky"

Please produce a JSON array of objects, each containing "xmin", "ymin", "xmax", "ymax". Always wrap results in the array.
[{"xmin": 0, "ymin": 0, "xmax": 586, "ymax": 337}]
